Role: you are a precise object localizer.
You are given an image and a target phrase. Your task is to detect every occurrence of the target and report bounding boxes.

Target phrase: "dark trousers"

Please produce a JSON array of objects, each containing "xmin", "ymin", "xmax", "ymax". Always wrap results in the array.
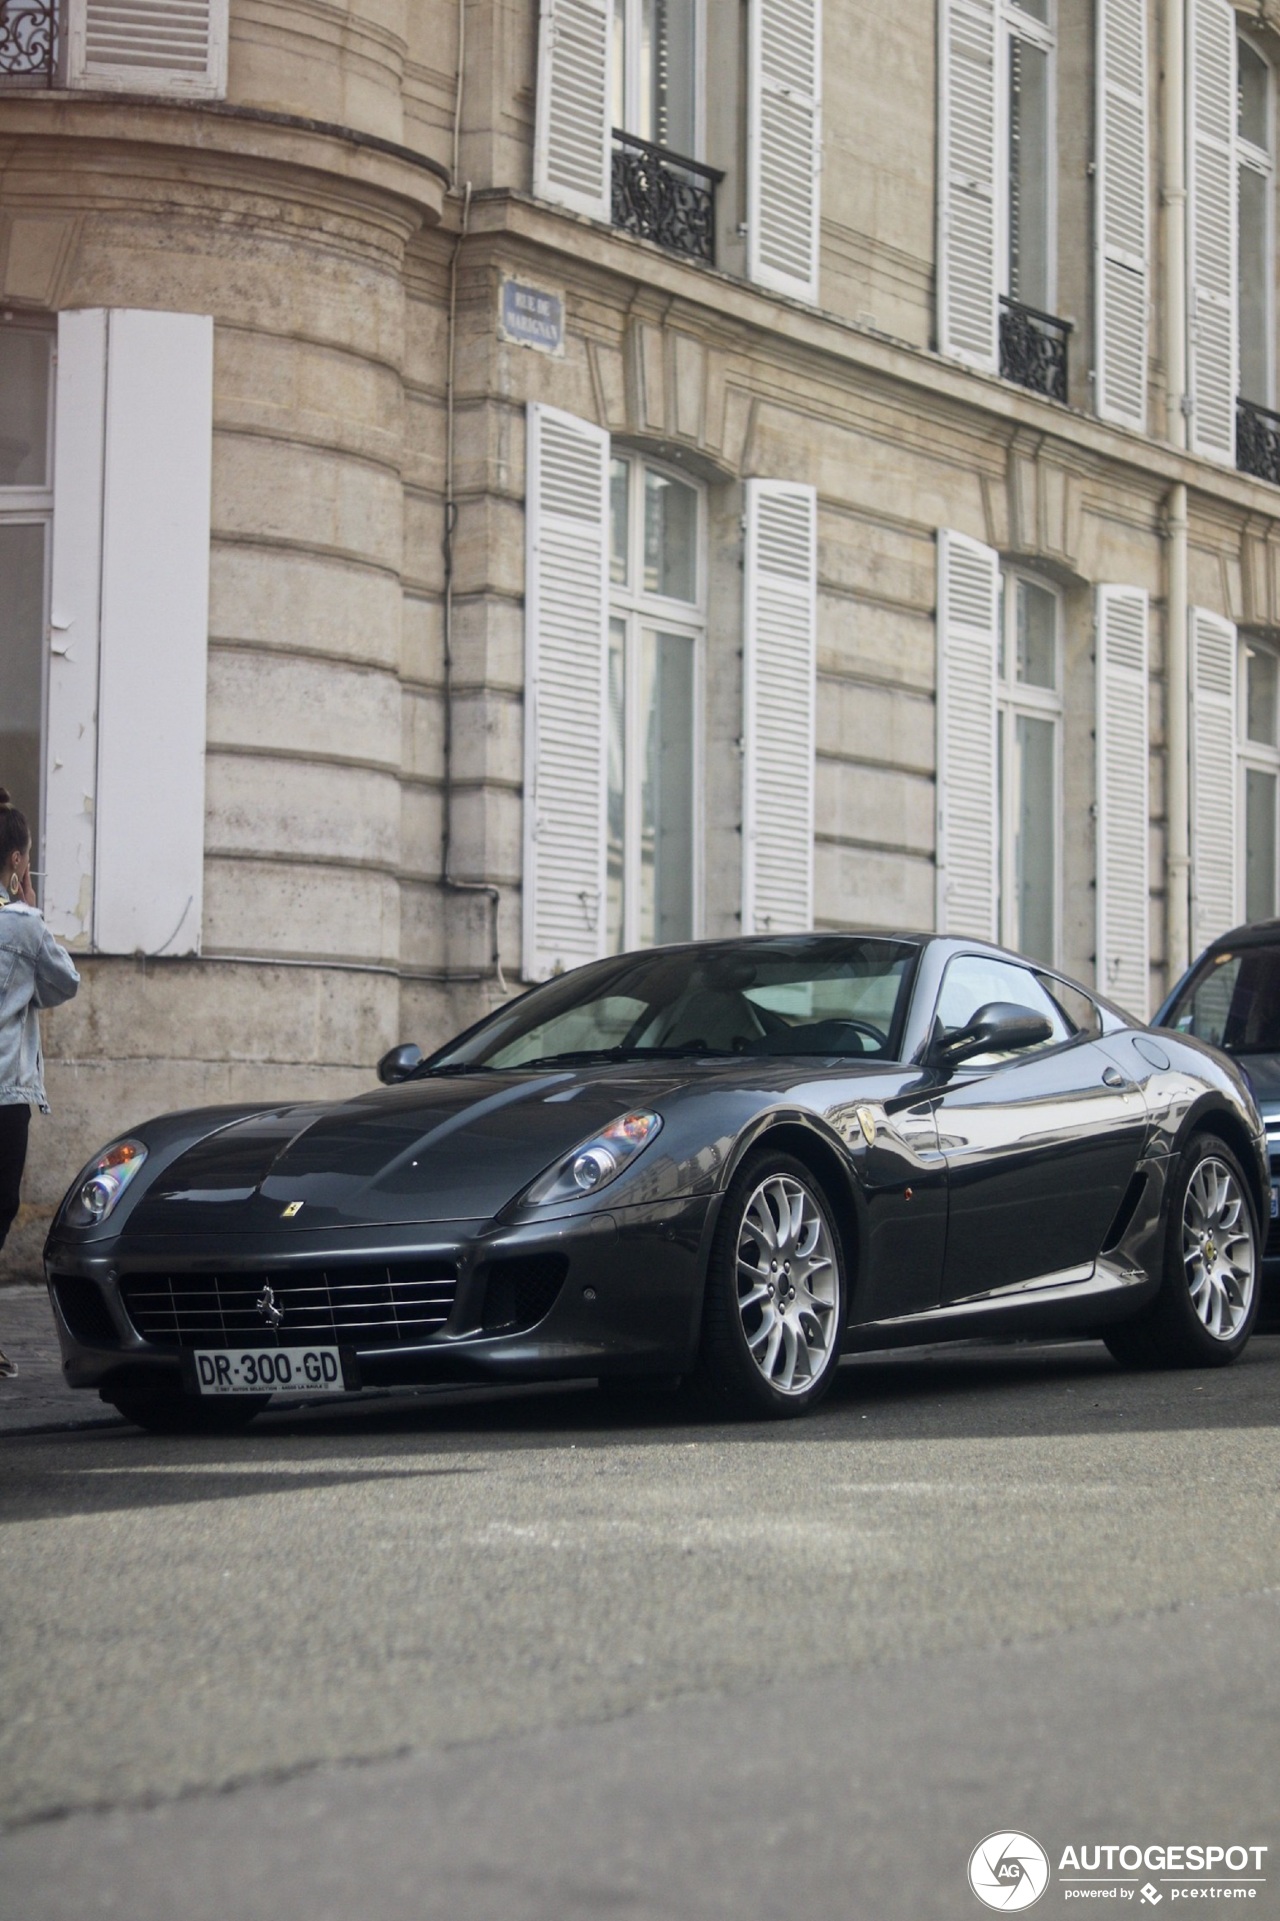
[{"xmin": 0, "ymin": 1104, "xmax": 30, "ymax": 1251}]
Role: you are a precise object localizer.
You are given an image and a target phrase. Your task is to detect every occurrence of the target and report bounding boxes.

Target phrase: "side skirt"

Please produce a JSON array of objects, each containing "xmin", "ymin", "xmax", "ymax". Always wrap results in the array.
[{"xmin": 844, "ymin": 1260, "xmax": 1159, "ymax": 1353}]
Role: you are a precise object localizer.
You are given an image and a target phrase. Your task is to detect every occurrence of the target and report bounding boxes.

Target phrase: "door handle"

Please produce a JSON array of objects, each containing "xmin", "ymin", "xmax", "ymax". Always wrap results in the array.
[{"xmin": 1101, "ymin": 1065, "xmax": 1126, "ymax": 1088}]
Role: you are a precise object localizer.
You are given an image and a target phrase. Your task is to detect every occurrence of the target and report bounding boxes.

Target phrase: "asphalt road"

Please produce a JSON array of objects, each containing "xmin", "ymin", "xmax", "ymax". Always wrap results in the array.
[{"xmin": 2, "ymin": 1282, "xmax": 1278, "ymax": 1920}]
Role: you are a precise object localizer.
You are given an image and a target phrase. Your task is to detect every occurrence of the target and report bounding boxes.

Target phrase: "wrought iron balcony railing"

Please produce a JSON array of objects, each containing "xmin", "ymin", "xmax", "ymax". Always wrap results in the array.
[
  {"xmin": 998, "ymin": 296, "xmax": 1071, "ymax": 404},
  {"xmin": 0, "ymin": 0, "xmax": 57, "ymax": 86},
  {"xmin": 1237, "ymin": 397, "xmax": 1280, "ymax": 486},
  {"xmin": 611, "ymin": 129, "xmax": 723, "ymax": 267}
]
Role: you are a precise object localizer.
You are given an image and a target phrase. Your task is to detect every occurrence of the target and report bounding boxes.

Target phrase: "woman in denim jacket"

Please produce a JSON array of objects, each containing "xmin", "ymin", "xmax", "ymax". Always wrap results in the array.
[{"xmin": 0, "ymin": 789, "xmax": 80, "ymax": 1376}]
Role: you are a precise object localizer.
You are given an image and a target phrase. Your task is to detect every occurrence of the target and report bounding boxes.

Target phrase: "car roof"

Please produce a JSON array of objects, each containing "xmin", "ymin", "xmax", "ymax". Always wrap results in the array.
[{"xmin": 1191, "ymin": 919, "xmax": 1280, "ymax": 956}]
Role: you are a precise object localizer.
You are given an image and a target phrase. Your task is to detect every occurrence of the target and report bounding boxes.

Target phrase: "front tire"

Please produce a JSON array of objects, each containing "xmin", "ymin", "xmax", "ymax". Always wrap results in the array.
[
  {"xmin": 103, "ymin": 1382, "xmax": 270, "ymax": 1434},
  {"xmin": 1105, "ymin": 1133, "xmax": 1260, "ymax": 1369},
  {"xmin": 690, "ymin": 1150, "xmax": 847, "ymax": 1419}
]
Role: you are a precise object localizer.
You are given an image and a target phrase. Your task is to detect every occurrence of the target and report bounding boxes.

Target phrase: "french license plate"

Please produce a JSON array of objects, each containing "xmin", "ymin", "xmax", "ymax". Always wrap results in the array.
[
  {"xmin": 1271, "ymin": 1182, "xmax": 1279, "ymax": 1221},
  {"xmin": 188, "ymin": 1346, "xmax": 353, "ymax": 1396}
]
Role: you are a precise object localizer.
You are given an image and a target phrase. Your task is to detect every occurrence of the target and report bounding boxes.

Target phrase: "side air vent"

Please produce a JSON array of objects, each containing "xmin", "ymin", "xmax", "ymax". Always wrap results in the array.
[
  {"xmin": 1100, "ymin": 1172, "xmax": 1149, "ymax": 1254},
  {"xmin": 53, "ymin": 1277, "xmax": 119, "ymax": 1346},
  {"xmin": 481, "ymin": 1255, "xmax": 569, "ymax": 1333}
]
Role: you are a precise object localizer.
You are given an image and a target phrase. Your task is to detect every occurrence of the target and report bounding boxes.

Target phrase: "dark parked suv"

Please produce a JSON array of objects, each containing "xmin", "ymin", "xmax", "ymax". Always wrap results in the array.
[{"xmin": 1156, "ymin": 920, "xmax": 1280, "ymax": 1310}]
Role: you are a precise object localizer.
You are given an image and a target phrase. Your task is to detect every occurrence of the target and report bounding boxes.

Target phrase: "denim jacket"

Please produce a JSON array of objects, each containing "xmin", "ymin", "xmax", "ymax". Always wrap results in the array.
[{"xmin": 0, "ymin": 902, "xmax": 80, "ymax": 1112}]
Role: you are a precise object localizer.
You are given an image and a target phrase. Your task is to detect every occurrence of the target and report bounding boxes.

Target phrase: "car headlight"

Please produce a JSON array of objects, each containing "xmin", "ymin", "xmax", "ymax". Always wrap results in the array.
[
  {"xmin": 63, "ymin": 1140, "xmax": 148, "ymax": 1227},
  {"xmin": 525, "ymin": 1111, "xmax": 662, "ymax": 1205}
]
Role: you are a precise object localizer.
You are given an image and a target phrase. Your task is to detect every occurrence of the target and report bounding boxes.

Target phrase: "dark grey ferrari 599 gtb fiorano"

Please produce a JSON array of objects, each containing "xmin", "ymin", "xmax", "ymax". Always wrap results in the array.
[{"xmin": 44, "ymin": 934, "xmax": 1267, "ymax": 1430}]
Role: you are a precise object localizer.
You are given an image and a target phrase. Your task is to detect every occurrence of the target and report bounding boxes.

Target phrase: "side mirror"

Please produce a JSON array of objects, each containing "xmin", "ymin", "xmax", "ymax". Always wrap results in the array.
[
  {"xmin": 377, "ymin": 1042, "xmax": 423, "ymax": 1085},
  {"xmin": 932, "ymin": 1001, "xmax": 1054, "ymax": 1069}
]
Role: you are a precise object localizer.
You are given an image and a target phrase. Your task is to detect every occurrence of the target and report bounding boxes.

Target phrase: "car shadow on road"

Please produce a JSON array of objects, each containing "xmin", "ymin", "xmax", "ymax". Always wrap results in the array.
[
  {"xmin": 2, "ymin": 1338, "xmax": 1276, "ymax": 1501},
  {"xmin": 0, "ymin": 1460, "xmax": 481, "ymax": 1526}
]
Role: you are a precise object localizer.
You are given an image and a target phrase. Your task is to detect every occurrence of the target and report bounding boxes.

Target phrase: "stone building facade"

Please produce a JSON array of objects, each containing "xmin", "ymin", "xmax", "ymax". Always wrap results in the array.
[{"xmin": 1, "ymin": 0, "xmax": 1278, "ymax": 1272}]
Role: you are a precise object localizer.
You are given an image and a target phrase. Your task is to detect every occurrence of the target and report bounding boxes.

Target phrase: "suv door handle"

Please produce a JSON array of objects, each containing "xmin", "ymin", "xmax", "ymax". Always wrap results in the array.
[{"xmin": 1101, "ymin": 1065, "xmax": 1126, "ymax": 1088}]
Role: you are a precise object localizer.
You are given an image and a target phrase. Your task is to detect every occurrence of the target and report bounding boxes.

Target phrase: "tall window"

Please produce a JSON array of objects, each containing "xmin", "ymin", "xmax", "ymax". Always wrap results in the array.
[
  {"xmin": 1004, "ymin": 0, "xmax": 1055, "ymax": 313},
  {"xmin": 0, "ymin": 317, "xmax": 53, "ymax": 871},
  {"xmin": 1238, "ymin": 35, "xmax": 1274, "ymax": 410},
  {"xmin": 1241, "ymin": 635, "xmax": 1280, "ymax": 920},
  {"xmin": 611, "ymin": 0, "xmax": 699, "ymax": 153},
  {"xmin": 997, "ymin": 573, "xmax": 1060, "ymax": 963},
  {"xmin": 607, "ymin": 455, "xmax": 703, "ymax": 953}
]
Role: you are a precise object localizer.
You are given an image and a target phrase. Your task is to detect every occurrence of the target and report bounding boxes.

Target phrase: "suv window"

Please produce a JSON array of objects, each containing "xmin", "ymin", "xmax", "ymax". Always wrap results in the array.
[
  {"xmin": 934, "ymin": 954, "xmax": 1071, "ymax": 1063},
  {"xmin": 1164, "ymin": 945, "xmax": 1280, "ymax": 1054}
]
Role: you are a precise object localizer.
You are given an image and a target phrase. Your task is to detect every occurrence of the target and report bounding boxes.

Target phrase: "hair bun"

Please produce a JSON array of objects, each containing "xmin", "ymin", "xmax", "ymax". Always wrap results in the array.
[{"xmin": 0, "ymin": 788, "xmax": 11, "ymax": 809}]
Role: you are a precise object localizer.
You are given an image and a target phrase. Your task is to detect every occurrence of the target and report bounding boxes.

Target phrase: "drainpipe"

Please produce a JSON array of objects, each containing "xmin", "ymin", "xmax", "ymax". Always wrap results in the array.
[
  {"xmin": 1163, "ymin": 0, "xmax": 1191, "ymax": 980},
  {"xmin": 1166, "ymin": 483, "xmax": 1190, "ymax": 980}
]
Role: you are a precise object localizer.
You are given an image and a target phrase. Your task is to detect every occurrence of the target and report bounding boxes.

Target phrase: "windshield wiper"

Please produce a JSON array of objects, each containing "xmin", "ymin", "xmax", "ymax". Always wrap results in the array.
[
  {"xmin": 497, "ymin": 1045, "xmax": 733, "ymax": 1070},
  {"xmin": 411, "ymin": 1059, "xmax": 498, "ymax": 1078}
]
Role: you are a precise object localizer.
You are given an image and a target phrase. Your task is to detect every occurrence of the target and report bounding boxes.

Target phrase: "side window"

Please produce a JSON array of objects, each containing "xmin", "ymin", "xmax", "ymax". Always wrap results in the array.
[
  {"xmin": 1036, "ymin": 973, "xmax": 1103, "ymax": 1038},
  {"xmin": 934, "ymin": 954, "xmax": 1071, "ymax": 1059}
]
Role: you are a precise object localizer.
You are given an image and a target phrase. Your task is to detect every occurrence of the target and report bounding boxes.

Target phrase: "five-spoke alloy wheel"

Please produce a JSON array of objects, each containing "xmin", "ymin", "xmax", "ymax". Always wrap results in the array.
[{"xmin": 694, "ymin": 1149, "xmax": 846, "ymax": 1417}]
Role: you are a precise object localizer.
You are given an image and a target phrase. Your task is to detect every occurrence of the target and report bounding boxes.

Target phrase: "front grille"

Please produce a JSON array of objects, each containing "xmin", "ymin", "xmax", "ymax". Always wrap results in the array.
[
  {"xmin": 481, "ymin": 1254, "xmax": 568, "ymax": 1333},
  {"xmin": 119, "ymin": 1262, "xmax": 457, "ymax": 1349},
  {"xmin": 53, "ymin": 1277, "xmax": 119, "ymax": 1346}
]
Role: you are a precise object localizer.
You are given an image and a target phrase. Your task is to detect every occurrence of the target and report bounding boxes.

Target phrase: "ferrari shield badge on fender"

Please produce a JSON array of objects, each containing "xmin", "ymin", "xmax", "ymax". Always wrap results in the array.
[
  {"xmin": 855, "ymin": 1106, "xmax": 877, "ymax": 1146},
  {"xmin": 281, "ymin": 1201, "xmax": 304, "ymax": 1218}
]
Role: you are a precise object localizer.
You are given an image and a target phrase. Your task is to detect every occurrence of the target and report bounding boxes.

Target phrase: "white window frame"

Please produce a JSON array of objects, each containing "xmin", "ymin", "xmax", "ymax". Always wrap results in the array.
[
  {"xmin": 612, "ymin": 0, "xmax": 705, "ymax": 157},
  {"xmin": 997, "ymin": 567, "xmax": 1062, "ymax": 962},
  {"xmin": 1237, "ymin": 31, "xmax": 1275, "ymax": 411},
  {"xmin": 998, "ymin": 0, "xmax": 1058, "ymax": 314},
  {"xmin": 607, "ymin": 451, "xmax": 706, "ymax": 952},
  {"xmin": 0, "ymin": 317, "xmax": 56, "ymax": 884},
  {"xmin": 1239, "ymin": 631, "xmax": 1280, "ymax": 918}
]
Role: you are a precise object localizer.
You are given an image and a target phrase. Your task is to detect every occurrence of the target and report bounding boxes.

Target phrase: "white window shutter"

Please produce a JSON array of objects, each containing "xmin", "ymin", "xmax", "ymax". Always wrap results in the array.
[
  {"xmin": 742, "ymin": 481, "xmax": 816, "ymax": 934},
  {"xmin": 1095, "ymin": 0, "xmax": 1150, "ymax": 430},
  {"xmin": 937, "ymin": 0, "xmax": 998, "ymax": 372},
  {"xmin": 747, "ymin": 0, "xmax": 822, "ymax": 302},
  {"xmin": 1187, "ymin": 0, "xmax": 1237, "ymax": 463},
  {"xmin": 523, "ymin": 404, "xmax": 610, "ymax": 981},
  {"xmin": 1189, "ymin": 607, "xmax": 1239, "ymax": 951},
  {"xmin": 45, "ymin": 310, "xmax": 108, "ymax": 949},
  {"xmin": 533, "ymin": 0, "xmax": 612, "ymax": 222},
  {"xmin": 94, "ymin": 311, "xmax": 213, "ymax": 956},
  {"xmin": 1095, "ymin": 586, "xmax": 1150, "ymax": 1015},
  {"xmin": 936, "ymin": 530, "xmax": 999, "ymax": 938},
  {"xmin": 66, "ymin": 0, "xmax": 228, "ymax": 97}
]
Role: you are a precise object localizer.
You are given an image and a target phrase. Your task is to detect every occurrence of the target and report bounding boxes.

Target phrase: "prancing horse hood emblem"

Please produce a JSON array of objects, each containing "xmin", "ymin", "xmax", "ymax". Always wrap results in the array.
[
  {"xmin": 256, "ymin": 1283, "xmax": 285, "ymax": 1329},
  {"xmin": 281, "ymin": 1200, "xmax": 304, "ymax": 1218}
]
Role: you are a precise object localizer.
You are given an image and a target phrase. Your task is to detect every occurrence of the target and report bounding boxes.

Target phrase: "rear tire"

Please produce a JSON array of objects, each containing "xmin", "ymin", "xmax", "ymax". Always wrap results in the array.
[
  {"xmin": 689, "ymin": 1150, "xmax": 847, "ymax": 1419},
  {"xmin": 1105, "ymin": 1133, "xmax": 1260, "ymax": 1370},
  {"xmin": 103, "ymin": 1383, "xmax": 270, "ymax": 1434}
]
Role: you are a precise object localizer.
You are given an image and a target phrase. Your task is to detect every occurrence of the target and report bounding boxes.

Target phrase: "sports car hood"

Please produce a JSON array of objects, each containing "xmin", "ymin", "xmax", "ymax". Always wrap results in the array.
[{"xmin": 122, "ymin": 1069, "xmax": 695, "ymax": 1235}]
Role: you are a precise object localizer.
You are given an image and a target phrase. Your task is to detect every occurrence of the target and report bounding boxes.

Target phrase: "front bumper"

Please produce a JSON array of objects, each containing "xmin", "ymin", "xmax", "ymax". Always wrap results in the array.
[{"xmin": 44, "ymin": 1196, "xmax": 714, "ymax": 1399}]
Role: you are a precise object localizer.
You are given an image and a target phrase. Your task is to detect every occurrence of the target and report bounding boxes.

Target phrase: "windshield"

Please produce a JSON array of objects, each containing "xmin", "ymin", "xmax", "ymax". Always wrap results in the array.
[
  {"xmin": 422, "ymin": 938, "xmax": 920, "ymax": 1072},
  {"xmin": 1162, "ymin": 944, "xmax": 1280, "ymax": 1055}
]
